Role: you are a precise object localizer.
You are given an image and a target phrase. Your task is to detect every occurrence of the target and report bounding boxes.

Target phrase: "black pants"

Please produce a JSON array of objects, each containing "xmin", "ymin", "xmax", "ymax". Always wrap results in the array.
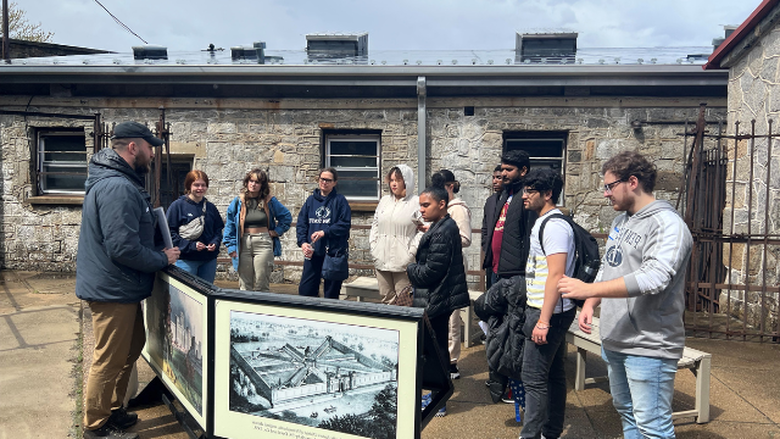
[
  {"xmin": 298, "ymin": 254, "xmax": 342, "ymax": 299},
  {"xmin": 520, "ymin": 306, "xmax": 576, "ymax": 439}
]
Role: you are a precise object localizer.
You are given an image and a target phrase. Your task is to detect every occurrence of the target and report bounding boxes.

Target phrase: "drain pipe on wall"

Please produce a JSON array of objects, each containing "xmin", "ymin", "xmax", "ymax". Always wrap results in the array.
[{"xmin": 417, "ymin": 76, "xmax": 427, "ymax": 193}]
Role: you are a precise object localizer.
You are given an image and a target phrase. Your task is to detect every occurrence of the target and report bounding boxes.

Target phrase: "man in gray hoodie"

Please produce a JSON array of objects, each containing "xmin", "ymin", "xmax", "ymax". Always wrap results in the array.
[{"xmin": 558, "ymin": 151, "xmax": 693, "ymax": 439}]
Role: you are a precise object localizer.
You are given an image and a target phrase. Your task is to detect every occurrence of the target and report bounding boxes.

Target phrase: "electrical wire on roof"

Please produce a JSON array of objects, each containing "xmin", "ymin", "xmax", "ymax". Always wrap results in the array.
[{"xmin": 92, "ymin": 0, "xmax": 149, "ymax": 45}]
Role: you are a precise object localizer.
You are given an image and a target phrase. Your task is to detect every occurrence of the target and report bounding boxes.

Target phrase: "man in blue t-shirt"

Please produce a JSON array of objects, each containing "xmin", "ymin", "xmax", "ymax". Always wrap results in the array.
[{"xmin": 520, "ymin": 167, "xmax": 576, "ymax": 439}]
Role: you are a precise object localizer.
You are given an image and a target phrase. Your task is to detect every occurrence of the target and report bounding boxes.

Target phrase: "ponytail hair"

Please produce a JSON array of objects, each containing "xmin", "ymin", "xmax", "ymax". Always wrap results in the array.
[{"xmin": 431, "ymin": 169, "xmax": 459, "ymax": 193}]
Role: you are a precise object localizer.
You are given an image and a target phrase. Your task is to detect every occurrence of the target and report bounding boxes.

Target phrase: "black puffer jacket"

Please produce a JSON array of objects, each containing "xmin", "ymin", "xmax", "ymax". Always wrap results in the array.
[
  {"xmin": 407, "ymin": 215, "xmax": 469, "ymax": 319},
  {"xmin": 482, "ymin": 178, "xmax": 537, "ymax": 277},
  {"xmin": 474, "ymin": 275, "xmax": 527, "ymax": 383}
]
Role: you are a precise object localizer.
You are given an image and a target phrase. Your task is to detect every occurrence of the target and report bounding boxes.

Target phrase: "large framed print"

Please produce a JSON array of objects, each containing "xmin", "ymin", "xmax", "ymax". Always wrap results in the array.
[
  {"xmin": 142, "ymin": 271, "xmax": 209, "ymax": 429},
  {"xmin": 212, "ymin": 297, "xmax": 420, "ymax": 439}
]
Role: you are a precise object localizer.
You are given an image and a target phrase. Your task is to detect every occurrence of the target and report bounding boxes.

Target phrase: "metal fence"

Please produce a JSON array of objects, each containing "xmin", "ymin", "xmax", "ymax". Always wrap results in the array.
[{"xmin": 683, "ymin": 105, "xmax": 780, "ymax": 342}]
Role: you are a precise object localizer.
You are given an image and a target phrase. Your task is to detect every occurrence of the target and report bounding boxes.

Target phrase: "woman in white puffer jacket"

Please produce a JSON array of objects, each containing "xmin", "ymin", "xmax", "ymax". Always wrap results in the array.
[{"xmin": 370, "ymin": 164, "xmax": 422, "ymax": 303}]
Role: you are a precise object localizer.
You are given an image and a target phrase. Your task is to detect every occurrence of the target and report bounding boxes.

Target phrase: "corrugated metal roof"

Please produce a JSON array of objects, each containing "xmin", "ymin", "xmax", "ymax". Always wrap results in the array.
[{"xmin": 2, "ymin": 46, "xmax": 713, "ymax": 68}]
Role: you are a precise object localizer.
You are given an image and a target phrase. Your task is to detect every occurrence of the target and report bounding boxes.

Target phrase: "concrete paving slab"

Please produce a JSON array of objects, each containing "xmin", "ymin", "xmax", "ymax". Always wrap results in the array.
[
  {"xmin": 0, "ymin": 273, "xmax": 80, "ymax": 439},
  {"xmin": 4, "ymin": 269, "xmax": 780, "ymax": 439},
  {"xmin": 675, "ymin": 420, "xmax": 780, "ymax": 438},
  {"xmin": 711, "ymin": 367, "xmax": 780, "ymax": 424}
]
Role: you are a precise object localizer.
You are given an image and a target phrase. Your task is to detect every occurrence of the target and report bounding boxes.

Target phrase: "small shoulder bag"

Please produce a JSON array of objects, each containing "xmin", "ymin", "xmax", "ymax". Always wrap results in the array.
[{"xmin": 178, "ymin": 202, "xmax": 207, "ymax": 240}]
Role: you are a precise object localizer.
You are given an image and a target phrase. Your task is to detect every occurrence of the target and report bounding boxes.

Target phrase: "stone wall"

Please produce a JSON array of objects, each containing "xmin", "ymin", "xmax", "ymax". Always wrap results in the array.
[
  {"xmin": 723, "ymin": 23, "xmax": 780, "ymax": 332},
  {"xmin": 0, "ymin": 96, "xmax": 725, "ymax": 288}
]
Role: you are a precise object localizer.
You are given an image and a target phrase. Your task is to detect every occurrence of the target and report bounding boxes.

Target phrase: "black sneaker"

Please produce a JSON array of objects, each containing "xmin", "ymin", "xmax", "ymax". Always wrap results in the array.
[
  {"xmin": 449, "ymin": 364, "xmax": 460, "ymax": 380},
  {"xmin": 83, "ymin": 424, "xmax": 139, "ymax": 439},
  {"xmin": 501, "ymin": 389, "xmax": 514, "ymax": 404},
  {"xmin": 107, "ymin": 407, "xmax": 138, "ymax": 430}
]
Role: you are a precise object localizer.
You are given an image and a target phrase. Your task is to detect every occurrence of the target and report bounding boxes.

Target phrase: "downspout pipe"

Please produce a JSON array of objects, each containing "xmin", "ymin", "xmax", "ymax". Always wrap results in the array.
[{"xmin": 417, "ymin": 76, "xmax": 427, "ymax": 193}]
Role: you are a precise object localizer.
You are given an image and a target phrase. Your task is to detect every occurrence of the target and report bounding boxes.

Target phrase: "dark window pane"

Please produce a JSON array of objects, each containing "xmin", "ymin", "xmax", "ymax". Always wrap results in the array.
[
  {"xmin": 330, "ymin": 156, "xmax": 377, "ymax": 168},
  {"xmin": 44, "ymin": 151, "xmax": 86, "ymax": 162},
  {"xmin": 336, "ymin": 170, "xmax": 378, "ymax": 180},
  {"xmin": 42, "ymin": 135, "xmax": 85, "ymax": 152},
  {"xmin": 337, "ymin": 179, "xmax": 379, "ymax": 198},
  {"xmin": 42, "ymin": 165, "xmax": 87, "ymax": 192},
  {"xmin": 330, "ymin": 140, "xmax": 377, "ymax": 155},
  {"xmin": 44, "ymin": 174, "xmax": 87, "ymax": 191},
  {"xmin": 506, "ymin": 138, "xmax": 564, "ymax": 158},
  {"xmin": 38, "ymin": 131, "xmax": 87, "ymax": 194}
]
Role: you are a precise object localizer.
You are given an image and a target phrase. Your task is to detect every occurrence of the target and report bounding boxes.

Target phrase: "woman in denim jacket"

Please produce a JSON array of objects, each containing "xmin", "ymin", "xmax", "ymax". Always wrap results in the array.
[{"xmin": 223, "ymin": 168, "xmax": 292, "ymax": 291}]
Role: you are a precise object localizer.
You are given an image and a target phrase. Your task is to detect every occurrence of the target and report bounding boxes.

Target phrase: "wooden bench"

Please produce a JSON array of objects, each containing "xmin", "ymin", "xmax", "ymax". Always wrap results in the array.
[
  {"xmin": 340, "ymin": 276, "xmax": 383, "ymax": 302},
  {"xmin": 341, "ymin": 276, "xmax": 483, "ymax": 345},
  {"xmin": 566, "ymin": 316, "xmax": 712, "ymax": 424}
]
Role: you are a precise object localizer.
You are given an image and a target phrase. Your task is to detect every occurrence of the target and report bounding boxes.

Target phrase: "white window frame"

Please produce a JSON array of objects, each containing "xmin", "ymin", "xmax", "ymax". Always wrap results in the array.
[
  {"xmin": 36, "ymin": 129, "xmax": 88, "ymax": 195},
  {"xmin": 325, "ymin": 133, "xmax": 381, "ymax": 201}
]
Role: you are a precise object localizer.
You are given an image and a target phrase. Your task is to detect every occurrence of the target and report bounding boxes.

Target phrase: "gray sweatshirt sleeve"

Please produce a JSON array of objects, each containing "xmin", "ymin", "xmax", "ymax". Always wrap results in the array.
[{"xmin": 622, "ymin": 212, "xmax": 692, "ymax": 297}]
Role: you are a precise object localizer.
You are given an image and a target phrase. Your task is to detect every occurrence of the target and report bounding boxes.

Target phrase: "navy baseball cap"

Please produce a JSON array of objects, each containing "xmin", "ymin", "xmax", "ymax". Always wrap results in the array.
[{"xmin": 111, "ymin": 121, "xmax": 164, "ymax": 147}]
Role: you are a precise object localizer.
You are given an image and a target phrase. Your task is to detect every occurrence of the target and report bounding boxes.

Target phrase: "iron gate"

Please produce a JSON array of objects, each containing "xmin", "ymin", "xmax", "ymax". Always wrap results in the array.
[
  {"xmin": 94, "ymin": 109, "xmax": 173, "ymax": 208},
  {"xmin": 683, "ymin": 105, "xmax": 780, "ymax": 342}
]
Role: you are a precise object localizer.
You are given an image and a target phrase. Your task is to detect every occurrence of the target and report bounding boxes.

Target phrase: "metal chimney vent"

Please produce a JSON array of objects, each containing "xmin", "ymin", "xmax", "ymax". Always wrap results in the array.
[
  {"xmin": 515, "ymin": 33, "xmax": 577, "ymax": 64},
  {"xmin": 712, "ymin": 25, "xmax": 738, "ymax": 51},
  {"xmin": 132, "ymin": 45, "xmax": 168, "ymax": 60},
  {"xmin": 231, "ymin": 42, "xmax": 266, "ymax": 63},
  {"xmin": 306, "ymin": 33, "xmax": 368, "ymax": 57}
]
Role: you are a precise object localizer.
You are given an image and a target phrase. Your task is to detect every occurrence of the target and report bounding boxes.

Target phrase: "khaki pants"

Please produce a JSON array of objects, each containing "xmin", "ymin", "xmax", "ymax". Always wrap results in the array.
[
  {"xmin": 448, "ymin": 309, "xmax": 463, "ymax": 364},
  {"xmin": 238, "ymin": 233, "xmax": 274, "ymax": 292},
  {"xmin": 84, "ymin": 301, "xmax": 145, "ymax": 430},
  {"xmin": 376, "ymin": 270, "xmax": 411, "ymax": 304}
]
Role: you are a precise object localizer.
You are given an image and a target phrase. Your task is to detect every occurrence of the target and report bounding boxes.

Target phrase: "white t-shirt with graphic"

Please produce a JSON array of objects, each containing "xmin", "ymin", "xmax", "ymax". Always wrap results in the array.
[{"xmin": 525, "ymin": 208, "xmax": 576, "ymax": 313}]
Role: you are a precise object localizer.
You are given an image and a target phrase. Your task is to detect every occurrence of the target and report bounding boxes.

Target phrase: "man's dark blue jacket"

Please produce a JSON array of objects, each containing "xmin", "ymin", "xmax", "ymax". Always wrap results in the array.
[{"xmin": 76, "ymin": 148, "xmax": 169, "ymax": 303}]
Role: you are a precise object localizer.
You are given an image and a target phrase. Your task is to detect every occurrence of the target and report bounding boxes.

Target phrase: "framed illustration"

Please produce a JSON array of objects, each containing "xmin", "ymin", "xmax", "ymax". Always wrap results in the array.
[
  {"xmin": 212, "ymin": 296, "xmax": 421, "ymax": 439},
  {"xmin": 142, "ymin": 270, "xmax": 209, "ymax": 429}
]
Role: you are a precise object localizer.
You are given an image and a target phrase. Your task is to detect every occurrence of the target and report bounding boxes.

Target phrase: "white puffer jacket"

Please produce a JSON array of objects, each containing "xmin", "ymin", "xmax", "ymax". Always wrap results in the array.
[{"xmin": 370, "ymin": 164, "xmax": 423, "ymax": 272}]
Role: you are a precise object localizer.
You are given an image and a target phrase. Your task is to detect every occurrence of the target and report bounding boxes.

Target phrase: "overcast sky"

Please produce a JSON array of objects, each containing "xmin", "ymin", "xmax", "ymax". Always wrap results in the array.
[{"xmin": 21, "ymin": 0, "xmax": 758, "ymax": 53}]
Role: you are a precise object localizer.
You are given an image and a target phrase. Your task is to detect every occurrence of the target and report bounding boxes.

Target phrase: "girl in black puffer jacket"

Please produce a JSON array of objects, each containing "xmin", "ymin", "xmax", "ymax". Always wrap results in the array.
[{"xmin": 475, "ymin": 275, "xmax": 527, "ymax": 403}]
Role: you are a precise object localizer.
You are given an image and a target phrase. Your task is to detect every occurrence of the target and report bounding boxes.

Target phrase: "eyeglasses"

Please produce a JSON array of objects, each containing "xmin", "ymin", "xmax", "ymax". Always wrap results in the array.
[
  {"xmin": 522, "ymin": 188, "xmax": 539, "ymax": 195},
  {"xmin": 603, "ymin": 178, "xmax": 627, "ymax": 194},
  {"xmin": 319, "ymin": 177, "xmax": 334, "ymax": 184}
]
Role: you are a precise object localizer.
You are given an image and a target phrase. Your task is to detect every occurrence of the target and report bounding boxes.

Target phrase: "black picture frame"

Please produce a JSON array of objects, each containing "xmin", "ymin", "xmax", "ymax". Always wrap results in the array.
[{"xmin": 141, "ymin": 268, "xmax": 452, "ymax": 439}]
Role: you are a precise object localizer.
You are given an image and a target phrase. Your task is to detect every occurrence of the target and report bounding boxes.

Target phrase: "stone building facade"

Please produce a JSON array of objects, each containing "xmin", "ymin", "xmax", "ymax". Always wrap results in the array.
[
  {"xmin": 0, "ymin": 92, "xmax": 726, "ymax": 287},
  {"xmin": 706, "ymin": 0, "xmax": 780, "ymax": 333}
]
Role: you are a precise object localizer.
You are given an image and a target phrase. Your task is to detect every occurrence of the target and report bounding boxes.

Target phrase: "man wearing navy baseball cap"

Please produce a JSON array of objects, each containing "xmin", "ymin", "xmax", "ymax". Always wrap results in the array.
[{"xmin": 77, "ymin": 121, "xmax": 179, "ymax": 439}]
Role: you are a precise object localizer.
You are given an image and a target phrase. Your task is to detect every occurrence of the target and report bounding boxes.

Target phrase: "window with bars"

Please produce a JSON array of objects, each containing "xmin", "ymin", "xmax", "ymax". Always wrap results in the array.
[
  {"xmin": 324, "ymin": 132, "xmax": 381, "ymax": 201},
  {"xmin": 504, "ymin": 131, "xmax": 567, "ymax": 171},
  {"xmin": 504, "ymin": 131, "xmax": 567, "ymax": 203},
  {"xmin": 36, "ymin": 128, "xmax": 88, "ymax": 195}
]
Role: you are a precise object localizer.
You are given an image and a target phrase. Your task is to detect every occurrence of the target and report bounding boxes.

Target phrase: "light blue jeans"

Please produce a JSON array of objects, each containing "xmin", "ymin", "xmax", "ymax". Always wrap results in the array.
[
  {"xmin": 175, "ymin": 258, "xmax": 217, "ymax": 284},
  {"xmin": 602, "ymin": 348, "xmax": 678, "ymax": 439}
]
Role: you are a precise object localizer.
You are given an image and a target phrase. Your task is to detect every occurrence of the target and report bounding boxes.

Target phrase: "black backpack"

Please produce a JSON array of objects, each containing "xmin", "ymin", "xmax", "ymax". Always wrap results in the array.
[{"xmin": 539, "ymin": 213, "xmax": 601, "ymax": 306}]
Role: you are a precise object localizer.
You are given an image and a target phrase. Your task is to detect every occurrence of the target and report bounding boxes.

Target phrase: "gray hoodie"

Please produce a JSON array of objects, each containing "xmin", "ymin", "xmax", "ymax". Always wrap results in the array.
[{"xmin": 598, "ymin": 200, "xmax": 693, "ymax": 359}]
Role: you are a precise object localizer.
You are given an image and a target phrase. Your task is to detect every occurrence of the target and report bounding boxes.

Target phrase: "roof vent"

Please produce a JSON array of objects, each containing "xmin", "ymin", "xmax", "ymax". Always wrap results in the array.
[
  {"xmin": 306, "ymin": 33, "xmax": 368, "ymax": 58},
  {"xmin": 712, "ymin": 25, "xmax": 738, "ymax": 51},
  {"xmin": 515, "ymin": 32, "xmax": 577, "ymax": 64},
  {"xmin": 231, "ymin": 42, "xmax": 266, "ymax": 63},
  {"xmin": 132, "ymin": 45, "xmax": 168, "ymax": 60}
]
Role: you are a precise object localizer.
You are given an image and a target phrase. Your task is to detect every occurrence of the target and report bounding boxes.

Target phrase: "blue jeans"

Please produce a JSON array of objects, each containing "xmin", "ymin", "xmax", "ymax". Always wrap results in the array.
[
  {"xmin": 175, "ymin": 258, "xmax": 217, "ymax": 284},
  {"xmin": 520, "ymin": 306, "xmax": 575, "ymax": 439},
  {"xmin": 602, "ymin": 348, "xmax": 678, "ymax": 439}
]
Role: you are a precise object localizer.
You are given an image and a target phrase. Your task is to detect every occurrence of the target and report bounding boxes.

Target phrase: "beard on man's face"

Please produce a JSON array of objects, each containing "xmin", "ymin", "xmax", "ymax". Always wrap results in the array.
[{"xmin": 134, "ymin": 157, "xmax": 151, "ymax": 175}]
